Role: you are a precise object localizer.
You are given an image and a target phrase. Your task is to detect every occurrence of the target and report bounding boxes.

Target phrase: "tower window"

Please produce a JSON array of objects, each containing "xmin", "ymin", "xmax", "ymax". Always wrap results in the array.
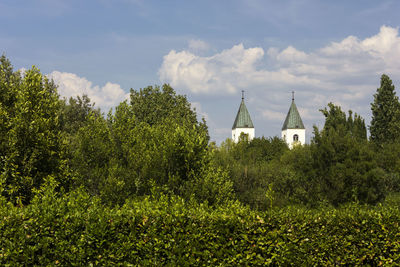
[{"xmin": 293, "ymin": 134, "xmax": 299, "ymax": 142}]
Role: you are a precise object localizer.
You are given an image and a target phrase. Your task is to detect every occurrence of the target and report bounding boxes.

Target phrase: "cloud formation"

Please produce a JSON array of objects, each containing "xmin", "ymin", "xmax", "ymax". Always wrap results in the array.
[
  {"xmin": 49, "ymin": 71, "xmax": 129, "ymax": 112},
  {"xmin": 188, "ymin": 39, "xmax": 210, "ymax": 52},
  {"xmin": 159, "ymin": 26, "xmax": 400, "ymax": 140}
]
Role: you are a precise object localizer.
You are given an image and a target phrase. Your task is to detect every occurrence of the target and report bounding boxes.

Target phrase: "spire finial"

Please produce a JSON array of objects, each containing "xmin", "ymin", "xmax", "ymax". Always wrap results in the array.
[
  {"xmin": 292, "ymin": 91, "xmax": 295, "ymax": 101},
  {"xmin": 242, "ymin": 90, "xmax": 244, "ymax": 100}
]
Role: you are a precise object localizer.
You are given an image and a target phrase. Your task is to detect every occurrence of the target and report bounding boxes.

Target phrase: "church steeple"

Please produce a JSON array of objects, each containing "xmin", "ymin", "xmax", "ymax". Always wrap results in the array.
[
  {"xmin": 282, "ymin": 93, "xmax": 305, "ymax": 130},
  {"xmin": 232, "ymin": 91, "xmax": 255, "ymax": 142},
  {"xmin": 232, "ymin": 91, "xmax": 254, "ymax": 129},
  {"xmin": 281, "ymin": 92, "xmax": 305, "ymax": 148}
]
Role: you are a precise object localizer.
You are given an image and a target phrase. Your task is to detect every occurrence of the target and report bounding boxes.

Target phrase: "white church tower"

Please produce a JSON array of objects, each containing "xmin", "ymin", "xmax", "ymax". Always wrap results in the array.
[
  {"xmin": 282, "ymin": 92, "xmax": 305, "ymax": 149},
  {"xmin": 232, "ymin": 91, "xmax": 255, "ymax": 142}
]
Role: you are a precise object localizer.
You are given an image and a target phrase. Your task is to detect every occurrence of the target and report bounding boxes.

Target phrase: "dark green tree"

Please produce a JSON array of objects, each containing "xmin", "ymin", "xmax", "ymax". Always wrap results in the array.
[
  {"xmin": 213, "ymin": 137, "xmax": 288, "ymax": 209},
  {"xmin": 71, "ymin": 112, "xmax": 112, "ymax": 197},
  {"xmin": 308, "ymin": 103, "xmax": 383, "ymax": 205},
  {"xmin": 370, "ymin": 74, "xmax": 400, "ymax": 145},
  {"xmin": 312, "ymin": 125, "xmax": 384, "ymax": 206},
  {"xmin": 278, "ymin": 103, "xmax": 384, "ymax": 206},
  {"xmin": 320, "ymin": 102, "xmax": 367, "ymax": 140}
]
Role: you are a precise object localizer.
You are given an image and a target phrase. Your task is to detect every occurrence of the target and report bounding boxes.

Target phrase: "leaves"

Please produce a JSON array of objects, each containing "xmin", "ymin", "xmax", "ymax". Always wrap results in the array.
[
  {"xmin": 1, "ymin": 190, "xmax": 400, "ymax": 265},
  {"xmin": 0, "ymin": 59, "xmax": 67, "ymax": 205},
  {"xmin": 370, "ymin": 74, "xmax": 400, "ymax": 145}
]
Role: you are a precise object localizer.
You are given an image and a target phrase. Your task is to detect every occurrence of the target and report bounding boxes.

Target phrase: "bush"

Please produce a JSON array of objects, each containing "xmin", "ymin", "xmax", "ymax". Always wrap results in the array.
[{"xmin": 1, "ymin": 190, "xmax": 400, "ymax": 265}]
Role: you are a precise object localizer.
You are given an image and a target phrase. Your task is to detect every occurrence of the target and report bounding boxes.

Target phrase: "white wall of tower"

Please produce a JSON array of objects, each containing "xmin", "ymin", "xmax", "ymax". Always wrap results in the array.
[
  {"xmin": 232, "ymin": 128, "xmax": 255, "ymax": 143},
  {"xmin": 281, "ymin": 128, "xmax": 305, "ymax": 149}
]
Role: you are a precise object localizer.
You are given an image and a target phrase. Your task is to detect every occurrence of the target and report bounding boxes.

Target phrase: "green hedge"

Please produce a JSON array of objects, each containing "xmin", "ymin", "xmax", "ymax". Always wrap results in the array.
[{"xmin": 1, "ymin": 190, "xmax": 400, "ymax": 265}]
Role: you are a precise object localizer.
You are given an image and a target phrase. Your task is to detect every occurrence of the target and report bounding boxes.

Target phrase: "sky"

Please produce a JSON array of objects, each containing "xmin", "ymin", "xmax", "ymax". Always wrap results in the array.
[{"xmin": 2, "ymin": 0, "xmax": 400, "ymax": 144}]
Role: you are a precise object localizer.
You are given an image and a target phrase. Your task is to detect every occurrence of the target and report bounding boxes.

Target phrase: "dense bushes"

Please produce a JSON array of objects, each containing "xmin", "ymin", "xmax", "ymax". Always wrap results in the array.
[
  {"xmin": 1, "ymin": 190, "xmax": 400, "ymax": 265},
  {"xmin": 68, "ymin": 85, "xmax": 233, "ymax": 206}
]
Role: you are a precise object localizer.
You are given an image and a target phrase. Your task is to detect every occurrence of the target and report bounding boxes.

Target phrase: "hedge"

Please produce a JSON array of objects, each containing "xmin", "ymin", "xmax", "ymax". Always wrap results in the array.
[{"xmin": 1, "ymin": 190, "xmax": 400, "ymax": 265}]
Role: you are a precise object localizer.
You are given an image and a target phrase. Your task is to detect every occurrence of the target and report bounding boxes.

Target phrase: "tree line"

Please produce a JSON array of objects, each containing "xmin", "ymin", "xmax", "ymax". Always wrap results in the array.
[{"xmin": 1, "ymin": 55, "xmax": 400, "ymax": 209}]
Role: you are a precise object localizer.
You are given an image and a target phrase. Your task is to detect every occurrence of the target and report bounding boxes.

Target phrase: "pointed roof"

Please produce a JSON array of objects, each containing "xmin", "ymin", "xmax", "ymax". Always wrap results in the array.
[
  {"xmin": 232, "ymin": 92, "xmax": 254, "ymax": 129},
  {"xmin": 282, "ymin": 97, "xmax": 305, "ymax": 130}
]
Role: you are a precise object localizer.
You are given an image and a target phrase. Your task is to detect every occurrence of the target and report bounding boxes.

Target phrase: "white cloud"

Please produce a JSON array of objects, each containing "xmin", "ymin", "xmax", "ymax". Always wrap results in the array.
[
  {"xmin": 261, "ymin": 110, "xmax": 286, "ymax": 121},
  {"xmin": 48, "ymin": 71, "xmax": 129, "ymax": 112},
  {"xmin": 188, "ymin": 39, "xmax": 210, "ymax": 52},
  {"xmin": 159, "ymin": 26, "xmax": 400, "ymax": 141},
  {"xmin": 159, "ymin": 44, "xmax": 265, "ymax": 94},
  {"xmin": 276, "ymin": 46, "xmax": 308, "ymax": 62}
]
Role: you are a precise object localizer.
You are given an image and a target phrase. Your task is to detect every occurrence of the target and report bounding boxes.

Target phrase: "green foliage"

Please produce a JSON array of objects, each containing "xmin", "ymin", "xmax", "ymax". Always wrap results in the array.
[
  {"xmin": 59, "ymin": 94, "xmax": 99, "ymax": 135},
  {"xmin": 274, "ymin": 103, "xmax": 385, "ymax": 207},
  {"xmin": 130, "ymin": 84, "xmax": 207, "ymax": 133},
  {"xmin": 1, "ymin": 190, "xmax": 400, "ymax": 265},
  {"xmin": 213, "ymin": 137, "xmax": 288, "ymax": 210},
  {"xmin": 71, "ymin": 112, "xmax": 112, "ymax": 196},
  {"xmin": 67, "ymin": 85, "xmax": 232, "ymax": 206},
  {"xmin": 216, "ymin": 102, "xmax": 385, "ymax": 208},
  {"xmin": 312, "ymin": 126, "xmax": 385, "ymax": 206},
  {"xmin": 320, "ymin": 102, "xmax": 367, "ymax": 140},
  {"xmin": 370, "ymin": 74, "xmax": 400, "ymax": 145},
  {"xmin": 2, "ymin": 56, "xmax": 400, "ymax": 265},
  {"xmin": 0, "ymin": 57, "xmax": 68, "ymax": 205}
]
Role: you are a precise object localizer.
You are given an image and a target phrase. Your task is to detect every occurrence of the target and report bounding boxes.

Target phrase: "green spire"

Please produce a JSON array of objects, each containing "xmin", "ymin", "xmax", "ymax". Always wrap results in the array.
[
  {"xmin": 232, "ymin": 92, "xmax": 254, "ymax": 129},
  {"xmin": 282, "ymin": 96, "xmax": 305, "ymax": 130}
]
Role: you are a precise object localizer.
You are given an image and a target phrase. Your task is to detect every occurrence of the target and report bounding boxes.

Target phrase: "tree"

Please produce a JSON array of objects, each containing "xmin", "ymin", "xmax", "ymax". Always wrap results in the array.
[
  {"xmin": 370, "ymin": 74, "xmax": 400, "ymax": 145},
  {"xmin": 212, "ymin": 137, "xmax": 288, "ymax": 209},
  {"xmin": 0, "ymin": 58, "xmax": 67, "ymax": 204},
  {"xmin": 277, "ymin": 103, "xmax": 385, "ymax": 207},
  {"xmin": 312, "ymin": 125, "xmax": 384, "ymax": 206},
  {"xmin": 308, "ymin": 103, "xmax": 384, "ymax": 205},
  {"xmin": 0, "ymin": 55, "xmax": 20, "ymax": 166},
  {"xmin": 59, "ymin": 94, "xmax": 99, "ymax": 135},
  {"xmin": 130, "ymin": 84, "xmax": 207, "ymax": 134},
  {"xmin": 71, "ymin": 112, "xmax": 112, "ymax": 197},
  {"xmin": 320, "ymin": 102, "xmax": 367, "ymax": 140},
  {"xmin": 70, "ymin": 85, "xmax": 232, "ymax": 206}
]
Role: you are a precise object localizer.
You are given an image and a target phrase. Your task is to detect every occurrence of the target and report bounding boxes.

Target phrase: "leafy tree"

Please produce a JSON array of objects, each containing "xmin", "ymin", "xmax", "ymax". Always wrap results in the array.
[
  {"xmin": 370, "ymin": 74, "xmax": 400, "ymax": 145},
  {"xmin": 312, "ymin": 125, "xmax": 384, "ymax": 206},
  {"xmin": 130, "ymin": 84, "xmax": 207, "ymax": 134},
  {"xmin": 309, "ymin": 103, "xmax": 383, "ymax": 205},
  {"xmin": 0, "ymin": 55, "xmax": 20, "ymax": 164},
  {"xmin": 0, "ymin": 58, "xmax": 67, "ymax": 204},
  {"xmin": 71, "ymin": 112, "xmax": 112, "ymax": 197},
  {"xmin": 279, "ymin": 144, "xmax": 317, "ymax": 205},
  {"xmin": 320, "ymin": 102, "xmax": 367, "ymax": 140},
  {"xmin": 70, "ymin": 85, "xmax": 232, "ymax": 206},
  {"xmin": 59, "ymin": 94, "xmax": 99, "ymax": 135}
]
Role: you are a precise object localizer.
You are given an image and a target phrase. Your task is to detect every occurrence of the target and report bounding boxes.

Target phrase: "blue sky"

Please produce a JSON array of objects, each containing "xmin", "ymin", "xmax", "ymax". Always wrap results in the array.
[{"xmin": 2, "ymin": 0, "xmax": 400, "ymax": 143}]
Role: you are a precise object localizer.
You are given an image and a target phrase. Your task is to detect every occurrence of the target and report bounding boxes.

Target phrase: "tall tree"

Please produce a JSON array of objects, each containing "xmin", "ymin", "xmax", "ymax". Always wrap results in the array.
[
  {"xmin": 0, "ymin": 59, "xmax": 67, "ymax": 204},
  {"xmin": 370, "ymin": 74, "xmax": 400, "ymax": 145},
  {"xmin": 308, "ymin": 103, "xmax": 384, "ymax": 206}
]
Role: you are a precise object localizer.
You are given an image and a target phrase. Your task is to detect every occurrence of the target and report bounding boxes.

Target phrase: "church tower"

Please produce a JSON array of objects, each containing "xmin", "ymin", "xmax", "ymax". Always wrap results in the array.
[
  {"xmin": 282, "ymin": 92, "xmax": 305, "ymax": 149},
  {"xmin": 232, "ymin": 91, "xmax": 255, "ymax": 142}
]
